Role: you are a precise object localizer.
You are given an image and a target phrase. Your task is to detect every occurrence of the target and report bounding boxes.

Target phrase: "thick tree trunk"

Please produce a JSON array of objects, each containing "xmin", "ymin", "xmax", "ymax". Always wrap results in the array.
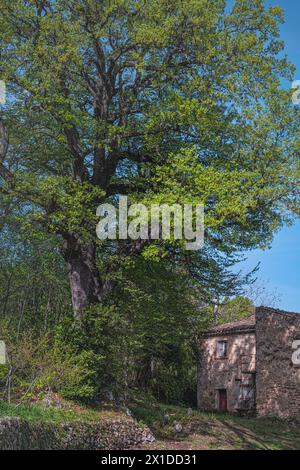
[{"xmin": 62, "ymin": 238, "xmax": 103, "ymax": 321}]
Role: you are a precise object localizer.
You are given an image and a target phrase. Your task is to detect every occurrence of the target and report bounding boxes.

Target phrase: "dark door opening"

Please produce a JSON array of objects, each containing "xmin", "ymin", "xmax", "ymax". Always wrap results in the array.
[{"xmin": 218, "ymin": 389, "xmax": 227, "ymax": 412}]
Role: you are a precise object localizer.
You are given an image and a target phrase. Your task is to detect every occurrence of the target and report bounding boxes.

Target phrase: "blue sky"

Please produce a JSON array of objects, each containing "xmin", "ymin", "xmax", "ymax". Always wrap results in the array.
[{"xmin": 236, "ymin": 0, "xmax": 300, "ymax": 311}]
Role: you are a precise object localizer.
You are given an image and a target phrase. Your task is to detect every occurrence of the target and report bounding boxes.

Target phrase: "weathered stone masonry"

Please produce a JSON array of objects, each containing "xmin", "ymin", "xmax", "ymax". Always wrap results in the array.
[
  {"xmin": 197, "ymin": 316, "xmax": 256, "ymax": 414},
  {"xmin": 198, "ymin": 307, "xmax": 300, "ymax": 418},
  {"xmin": 256, "ymin": 308, "xmax": 300, "ymax": 418}
]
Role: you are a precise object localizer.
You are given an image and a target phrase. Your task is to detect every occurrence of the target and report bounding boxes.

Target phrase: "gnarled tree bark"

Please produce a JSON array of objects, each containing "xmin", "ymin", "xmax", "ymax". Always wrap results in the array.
[{"xmin": 62, "ymin": 237, "xmax": 103, "ymax": 321}]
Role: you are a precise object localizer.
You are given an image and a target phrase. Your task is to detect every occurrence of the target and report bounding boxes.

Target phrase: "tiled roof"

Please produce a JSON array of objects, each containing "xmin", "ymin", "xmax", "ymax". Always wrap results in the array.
[{"xmin": 204, "ymin": 315, "xmax": 256, "ymax": 336}]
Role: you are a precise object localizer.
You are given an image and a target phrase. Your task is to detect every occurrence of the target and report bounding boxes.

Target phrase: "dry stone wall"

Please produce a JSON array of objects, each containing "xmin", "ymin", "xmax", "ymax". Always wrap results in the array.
[{"xmin": 0, "ymin": 416, "xmax": 154, "ymax": 450}]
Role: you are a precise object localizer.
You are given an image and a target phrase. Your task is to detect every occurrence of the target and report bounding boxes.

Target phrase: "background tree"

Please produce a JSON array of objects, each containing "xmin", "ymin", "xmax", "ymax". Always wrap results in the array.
[{"xmin": 217, "ymin": 296, "xmax": 254, "ymax": 324}]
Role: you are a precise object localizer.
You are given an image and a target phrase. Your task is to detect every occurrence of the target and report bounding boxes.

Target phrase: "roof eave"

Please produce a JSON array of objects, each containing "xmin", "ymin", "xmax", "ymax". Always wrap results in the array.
[{"xmin": 202, "ymin": 327, "xmax": 256, "ymax": 338}]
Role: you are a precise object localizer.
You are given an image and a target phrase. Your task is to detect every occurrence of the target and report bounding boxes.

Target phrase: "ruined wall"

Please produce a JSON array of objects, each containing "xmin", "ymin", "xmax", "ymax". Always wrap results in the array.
[
  {"xmin": 197, "ymin": 331, "xmax": 256, "ymax": 412},
  {"xmin": 256, "ymin": 308, "xmax": 300, "ymax": 418}
]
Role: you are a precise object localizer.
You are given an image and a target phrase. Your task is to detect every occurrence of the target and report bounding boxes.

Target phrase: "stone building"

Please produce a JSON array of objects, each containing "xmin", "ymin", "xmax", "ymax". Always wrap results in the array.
[{"xmin": 197, "ymin": 307, "xmax": 300, "ymax": 418}]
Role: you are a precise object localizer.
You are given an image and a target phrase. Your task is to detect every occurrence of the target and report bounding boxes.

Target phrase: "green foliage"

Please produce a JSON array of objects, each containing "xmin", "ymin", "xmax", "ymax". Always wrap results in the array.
[
  {"xmin": 0, "ymin": 0, "xmax": 299, "ymax": 408},
  {"xmin": 0, "ymin": 322, "xmax": 99, "ymax": 402},
  {"xmin": 52, "ymin": 256, "xmax": 205, "ymax": 403},
  {"xmin": 0, "ymin": 0, "xmax": 298, "ymax": 258},
  {"xmin": 14, "ymin": 176, "xmax": 105, "ymax": 241},
  {"xmin": 218, "ymin": 296, "xmax": 254, "ymax": 324},
  {"xmin": 0, "ymin": 231, "xmax": 71, "ymax": 331}
]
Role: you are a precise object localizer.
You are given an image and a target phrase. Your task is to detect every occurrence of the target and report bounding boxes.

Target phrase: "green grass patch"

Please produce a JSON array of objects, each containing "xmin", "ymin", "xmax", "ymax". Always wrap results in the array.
[{"xmin": 0, "ymin": 400, "xmax": 101, "ymax": 424}]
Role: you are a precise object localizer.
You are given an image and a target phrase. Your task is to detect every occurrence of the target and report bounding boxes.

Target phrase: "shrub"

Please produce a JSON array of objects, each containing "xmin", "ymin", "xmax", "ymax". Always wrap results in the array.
[{"xmin": 0, "ymin": 321, "xmax": 100, "ymax": 402}]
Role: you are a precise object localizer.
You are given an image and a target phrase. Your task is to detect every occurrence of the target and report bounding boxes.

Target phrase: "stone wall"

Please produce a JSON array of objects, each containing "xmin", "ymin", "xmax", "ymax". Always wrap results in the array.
[
  {"xmin": 0, "ymin": 416, "xmax": 154, "ymax": 450},
  {"xmin": 256, "ymin": 308, "xmax": 300, "ymax": 418},
  {"xmin": 197, "ymin": 331, "xmax": 256, "ymax": 412}
]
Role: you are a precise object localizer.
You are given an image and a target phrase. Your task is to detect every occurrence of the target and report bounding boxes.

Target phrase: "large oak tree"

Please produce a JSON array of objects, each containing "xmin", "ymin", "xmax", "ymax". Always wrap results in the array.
[{"xmin": 0, "ymin": 0, "xmax": 299, "ymax": 319}]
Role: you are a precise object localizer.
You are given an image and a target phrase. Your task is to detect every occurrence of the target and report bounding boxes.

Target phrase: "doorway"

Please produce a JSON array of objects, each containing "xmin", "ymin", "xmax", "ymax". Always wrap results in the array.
[{"xmin": 218, "ymin": 389, "xmax": 227, "ymax": 412}]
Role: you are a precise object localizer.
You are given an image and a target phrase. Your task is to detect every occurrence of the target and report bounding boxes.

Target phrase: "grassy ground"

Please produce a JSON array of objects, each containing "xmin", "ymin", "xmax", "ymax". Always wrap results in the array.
[
  {"xmin": 1, "ymin": 398, "xmax": 300, "ymax": 449},
  {"xmin": 129, "ymin": 399, "xmax": 300, "ymax": 450},
  {"xmin": 0, "ymin": 400, "xmax": 125, "ymax": 424}
]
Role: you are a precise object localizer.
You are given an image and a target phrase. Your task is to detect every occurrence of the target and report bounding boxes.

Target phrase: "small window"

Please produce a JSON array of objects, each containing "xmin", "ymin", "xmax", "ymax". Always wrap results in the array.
[{"xmin": 217, "ymin": 340, "xmax": 227, "ymax": 358}]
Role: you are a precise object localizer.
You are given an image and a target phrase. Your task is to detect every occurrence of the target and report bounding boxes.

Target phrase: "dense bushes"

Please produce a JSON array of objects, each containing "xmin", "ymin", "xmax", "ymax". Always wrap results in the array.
[
  {"xmin": 0, "ymin": 235, "xmax": 254, "ymax": 407},
  {"xmin": 0, "ymin": 250, "xmax": 207, "ymax": 405},
  {"xmin": 0, "ymin": 322, "xmax": 99, "ymax": 402}
]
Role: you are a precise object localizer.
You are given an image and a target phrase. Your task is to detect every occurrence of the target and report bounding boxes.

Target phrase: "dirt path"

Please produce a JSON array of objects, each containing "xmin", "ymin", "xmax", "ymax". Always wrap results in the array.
[{"xmin": 133, "ymin": 417, "xmax": 300, "ymax": 450}]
